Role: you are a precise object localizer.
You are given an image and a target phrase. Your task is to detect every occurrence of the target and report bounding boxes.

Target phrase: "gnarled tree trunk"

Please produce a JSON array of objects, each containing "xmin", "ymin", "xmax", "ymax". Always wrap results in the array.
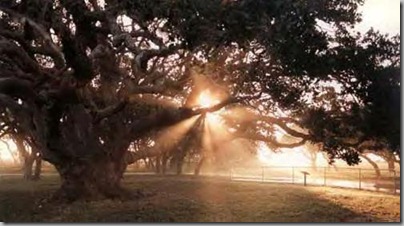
[
  {"xmin": 52, "ymin": 157, "xmax": 127, "ymax": 202},
  {"xmin": 30, "ymin": 104, "xmax": 133, "ymax": 202}
]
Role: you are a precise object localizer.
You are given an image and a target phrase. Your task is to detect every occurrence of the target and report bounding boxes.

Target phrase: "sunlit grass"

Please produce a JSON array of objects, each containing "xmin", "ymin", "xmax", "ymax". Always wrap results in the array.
[{"xmin": 0, "ymin": 175, "xmax": 399, "ymax": 222}]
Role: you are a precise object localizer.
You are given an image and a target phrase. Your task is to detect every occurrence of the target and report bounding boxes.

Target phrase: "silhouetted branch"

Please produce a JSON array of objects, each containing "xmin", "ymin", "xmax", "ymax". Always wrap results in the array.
[
  {"xmin": 93, "ymin": 100, "xmax": 128, "ymax": 123},
  {"xmin": 239, "ymin": 133, "xmax": 307, "ymax": 149}
]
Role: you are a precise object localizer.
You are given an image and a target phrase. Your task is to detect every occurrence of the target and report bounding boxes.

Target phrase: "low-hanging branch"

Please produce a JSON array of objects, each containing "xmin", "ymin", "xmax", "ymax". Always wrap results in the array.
[
  {"xmin": 239, "ymin": 132, "xmax": 307, "ymax": 149},
  {"xmin": 257, "ymin": 116, "xmax": 310, "ymax": 140},
  {"xmin": 128, "ymin": 95, "xmax": 249, "ymax": 138},
  {"xmin": 0, "ymin": 78, "xmax": 36, "ymax": 99}
]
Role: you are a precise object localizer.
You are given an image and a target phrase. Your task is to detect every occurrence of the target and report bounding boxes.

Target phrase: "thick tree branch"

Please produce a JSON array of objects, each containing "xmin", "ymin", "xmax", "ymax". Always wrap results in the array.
[
  {"xmin": 134, "ymin": 45, "xmax": 184, "ymax": 73},
  {"xmin": 93, "ymin": 100, "xmax": 128, "ymax": 123},
  {"xmin": 0, "ymin": 94, "xmax": 24, "ymax": 112},
  {"xmin": 127, "ymin": 85, "xmax": 175, "ymax": 96},
  {"xmin": 222, "ymin": 125, "xmax": 307, "ymax": 149},
  {"xmin": 0, "ymin": 78, "xmax": 35, "ymax": 99},
  {"xmin": 0, "ymin": 40, "xmax": 41, "ymax": 74},
  {"xmin": 240, "ymin": 133, "xmax": 307, "ymax": 149},
  {"xmin": 256, "ymin": 115, "xmax": 310, "ymax": 139},
  {"xmin": 0, "ymin": 6, "xmax": 65, "ymax": 68},
  {"xmin": 129, "ymin": 96, "xmax": 249, "ymax": 139}
]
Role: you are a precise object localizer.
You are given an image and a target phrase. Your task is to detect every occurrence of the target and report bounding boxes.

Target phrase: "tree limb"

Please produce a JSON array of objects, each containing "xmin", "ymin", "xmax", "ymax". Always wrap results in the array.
[
  {"xmin": 0, "ymin": 77, "xmax": 35, "ymax": 98},
  {"xmin": 257, "ymin": 115, "xmax": 310, "ymax": 139},
  {"xmin": 0, "ymin": 40, "xmax": 41, "ymax": 74},
  {"xmin": 93, "ymin": 100, "xmax": 128, "ymax": 123},
  {"xmin": 129, "ymin": 95, "xmax": 249, "ymax": 139}
]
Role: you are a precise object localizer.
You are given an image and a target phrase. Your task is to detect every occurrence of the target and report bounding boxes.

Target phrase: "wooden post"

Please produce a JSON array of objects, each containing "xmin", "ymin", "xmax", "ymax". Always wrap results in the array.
[
  {"xmin": 358, "ymin": 168, "xmax": 362, "ymax": 190},
  {"xmin": 301, "ymin": 171, "xmax": 309, "ymax": 186}
]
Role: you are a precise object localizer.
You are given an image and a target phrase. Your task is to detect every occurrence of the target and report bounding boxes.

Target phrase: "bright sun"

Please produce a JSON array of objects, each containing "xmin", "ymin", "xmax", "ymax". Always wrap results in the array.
[
  {"xmin": 197, "ymin": 91, "xmax": 224, "ymax": 125},
  {"xmin": 197, "ymin": 91, "xmax": 220, "ymax": 108}
]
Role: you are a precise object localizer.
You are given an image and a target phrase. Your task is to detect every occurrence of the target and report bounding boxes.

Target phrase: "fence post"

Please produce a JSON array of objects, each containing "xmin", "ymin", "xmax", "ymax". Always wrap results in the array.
[
  {"xmin": 358, "ymin": 168, "xmax": 362, "ymax": 190},
  {"xmin": 303, "ymin": 172, "xmax": 308, "ymax": 186},
  {"xmin": 292, "ymin": 167, "xmax": 295, "ymax": 184},
  {"xmin": 323, "ymin": 167, "xmax": 326, "ymax": 186}
]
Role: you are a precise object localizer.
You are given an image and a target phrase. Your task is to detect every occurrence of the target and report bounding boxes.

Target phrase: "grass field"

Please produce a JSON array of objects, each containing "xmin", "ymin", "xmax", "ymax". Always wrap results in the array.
[{"xmin": 0, "ymin": 175, "xmax": 400, "ymax": 222}]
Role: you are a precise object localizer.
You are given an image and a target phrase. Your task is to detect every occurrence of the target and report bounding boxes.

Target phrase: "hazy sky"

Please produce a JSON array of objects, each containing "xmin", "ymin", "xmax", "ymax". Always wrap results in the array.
[{"xmin": 356, "ymin": 0, "xmax": 401, "ymax": 35}]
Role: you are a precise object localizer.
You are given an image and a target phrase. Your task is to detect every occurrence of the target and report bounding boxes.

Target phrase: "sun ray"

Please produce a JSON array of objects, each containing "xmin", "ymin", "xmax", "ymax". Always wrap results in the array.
[{"xmin": 148, "ymin": 115, "xmax": 199, "ymax": 154}]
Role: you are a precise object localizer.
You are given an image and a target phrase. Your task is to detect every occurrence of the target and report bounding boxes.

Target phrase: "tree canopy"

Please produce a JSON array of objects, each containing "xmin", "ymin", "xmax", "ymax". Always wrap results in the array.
[{"xmin": 0, "ymin": 0, "xmax": 400, "ymax": 201}]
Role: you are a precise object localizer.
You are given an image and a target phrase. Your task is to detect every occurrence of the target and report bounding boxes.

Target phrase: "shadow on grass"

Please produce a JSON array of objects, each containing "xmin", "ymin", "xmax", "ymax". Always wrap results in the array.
[{"xmin": 0, "ymin": 175, "xmax": 396, "ymax": 222}]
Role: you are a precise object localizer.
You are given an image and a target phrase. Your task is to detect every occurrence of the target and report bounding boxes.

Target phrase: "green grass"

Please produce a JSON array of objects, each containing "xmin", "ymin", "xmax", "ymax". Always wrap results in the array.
[{"xmin": 0, "ymin": 175, "xmax": 400, "ymax": 222}]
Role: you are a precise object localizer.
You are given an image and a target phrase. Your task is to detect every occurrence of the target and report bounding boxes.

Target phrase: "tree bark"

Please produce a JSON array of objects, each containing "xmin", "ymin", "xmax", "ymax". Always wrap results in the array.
[{"xmin": 52, "ymin": 158, "xmax": 128, "ymax": 202}]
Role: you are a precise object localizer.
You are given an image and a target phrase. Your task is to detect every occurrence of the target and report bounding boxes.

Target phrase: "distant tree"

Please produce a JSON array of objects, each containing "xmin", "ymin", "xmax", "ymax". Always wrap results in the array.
[
  {"xmin": 362, "ymin": 149, "xmax": 400, "ymax": 173},
  {"xmin": 359, "ymin": 153, "xmax": 381, "ymax": 179},
  {"xmin": 301, "ymin": 143, "xmax": 321, "ymax": 171},
  {"xmin": 10, "ymin": 133, "xmax": 42, "ymax": 180},
  {"xmin": 0, "ymin": 0, "xmax": 399, "ymax": 201},
  {"xmin": 0, "ymin": 134, "xmax": 41, "ymax": 179}
]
